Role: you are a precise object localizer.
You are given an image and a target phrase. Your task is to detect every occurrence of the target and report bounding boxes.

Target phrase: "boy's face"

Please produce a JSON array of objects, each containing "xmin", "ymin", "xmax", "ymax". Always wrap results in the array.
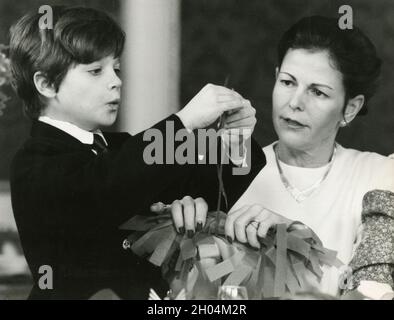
[{"xmin": 51, "ymin": 55, "xmax": 121, "ymax": 131}]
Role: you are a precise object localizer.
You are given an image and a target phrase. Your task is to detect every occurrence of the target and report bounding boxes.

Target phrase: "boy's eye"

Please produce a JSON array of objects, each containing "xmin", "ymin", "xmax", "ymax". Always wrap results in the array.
[
  {"xmin": 88, "ymin": 68, "xmax": 102, "ymax": 75},
  {"xmin": 310, "ymin": 87, "xmax": 328, "ymax": 98},
  {"xmin": 280, "ymin": 79, "xmax": 294, "ymax": 87},
  {"xmin": 114, "ymin": 67, "xmax": 121, "ymax": 75}
]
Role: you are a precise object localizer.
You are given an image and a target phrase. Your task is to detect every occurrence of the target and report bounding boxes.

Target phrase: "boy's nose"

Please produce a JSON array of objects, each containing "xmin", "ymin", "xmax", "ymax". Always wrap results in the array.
[{"xmin": 108, "ymin": 72, "xmax": 122, "ymax": 90}]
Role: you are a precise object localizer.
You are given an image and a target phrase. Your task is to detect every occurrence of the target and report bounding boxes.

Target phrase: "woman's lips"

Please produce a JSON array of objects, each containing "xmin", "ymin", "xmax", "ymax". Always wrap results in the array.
[{"xmin": 281, "ymin": 117, "xmax": 306, "ymax": 129}]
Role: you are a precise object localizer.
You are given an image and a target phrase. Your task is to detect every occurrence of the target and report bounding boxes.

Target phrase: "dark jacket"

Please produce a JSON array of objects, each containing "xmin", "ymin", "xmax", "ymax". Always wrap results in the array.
[{"xmin": 10, "ymin": 114, "xmax": 265, "ymax": 299}]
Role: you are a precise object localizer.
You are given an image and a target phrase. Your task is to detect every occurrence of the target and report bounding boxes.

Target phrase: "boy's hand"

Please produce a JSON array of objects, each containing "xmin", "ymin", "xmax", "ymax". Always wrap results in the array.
[
  {"xmin": 176, "ymin": 84, "xmax": 249, "ymax": 131},
  {"xmin": 221, "ymin": 101, "xmax": 257, "ymax": 160},
  {"xmin": 222, "ymin": 101, "xmax": 256, "ymax": 139}
]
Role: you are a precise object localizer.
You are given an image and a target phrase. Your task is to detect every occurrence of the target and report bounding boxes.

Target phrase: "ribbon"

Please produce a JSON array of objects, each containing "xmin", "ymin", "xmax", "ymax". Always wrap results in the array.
[{"xmin": 121, "ymin": 212, "xmax": 343, "ymax": 299}]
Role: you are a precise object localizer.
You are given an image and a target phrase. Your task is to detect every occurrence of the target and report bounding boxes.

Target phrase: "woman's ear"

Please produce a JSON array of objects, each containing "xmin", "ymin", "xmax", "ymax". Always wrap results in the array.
[
  {"xmin": 33, "ymin": 72, "xmax": 56, "ymax": 98},
  {"xmin": 275, "ymin": 67, "xmax": 279, "ymax": 79},
  {"xmin": 343, "ymin": 95, "xmax": 365, "ymax": 124}
]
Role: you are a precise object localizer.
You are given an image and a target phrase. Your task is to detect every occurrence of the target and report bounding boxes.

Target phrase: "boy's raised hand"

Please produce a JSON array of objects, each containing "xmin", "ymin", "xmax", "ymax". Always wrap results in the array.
[{"xmin": 176, "ymin": 84, "xmax": 249, "ymax": 131}]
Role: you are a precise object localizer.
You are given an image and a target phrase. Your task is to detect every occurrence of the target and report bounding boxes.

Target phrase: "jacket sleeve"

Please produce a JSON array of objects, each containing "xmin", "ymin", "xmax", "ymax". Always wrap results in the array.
[
  {"xmin": 10, "ymin": 114, "xmax": 194, "ymax": 229},
  {"xmin": 151, "ymin": 135, "xmax": 266, "ymax": 212},
  {"xmin": 345, "ymin": 190, "xmax": 394, "ymax": 295}
]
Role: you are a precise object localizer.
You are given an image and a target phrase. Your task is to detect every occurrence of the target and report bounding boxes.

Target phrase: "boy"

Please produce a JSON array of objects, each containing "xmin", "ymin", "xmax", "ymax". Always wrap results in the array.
[{"xmin": 9, "ymin": 6, "xmax": 264, "ymax": 299}]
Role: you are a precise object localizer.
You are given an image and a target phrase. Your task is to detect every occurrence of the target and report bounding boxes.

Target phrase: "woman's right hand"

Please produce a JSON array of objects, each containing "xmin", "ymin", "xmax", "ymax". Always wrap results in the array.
[{"xmin": 224, "ymin": 204, "xmax": 291, "ymax": 249}]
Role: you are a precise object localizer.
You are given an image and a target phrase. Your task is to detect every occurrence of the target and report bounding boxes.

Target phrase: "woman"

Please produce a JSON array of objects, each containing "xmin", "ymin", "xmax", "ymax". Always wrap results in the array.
[
  {"xmin": 222, "ymin": 16, "xmax": 393, "ymax": 298},
  {"xmin": 170, "ymin": 16, "xmax": 393, "ymax": 299}
]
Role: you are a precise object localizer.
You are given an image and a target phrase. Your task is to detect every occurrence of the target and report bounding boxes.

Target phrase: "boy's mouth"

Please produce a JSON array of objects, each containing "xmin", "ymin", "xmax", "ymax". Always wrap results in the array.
[{"xmin": 107, "ymin": 99, "xmax": 120, "ymax": 110}]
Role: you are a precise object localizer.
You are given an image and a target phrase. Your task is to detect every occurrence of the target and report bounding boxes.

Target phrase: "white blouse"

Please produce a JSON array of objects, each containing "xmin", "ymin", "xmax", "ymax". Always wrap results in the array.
[{"xmin": 231, "ymin": 142, "xmax": 394, "ymax": 297}]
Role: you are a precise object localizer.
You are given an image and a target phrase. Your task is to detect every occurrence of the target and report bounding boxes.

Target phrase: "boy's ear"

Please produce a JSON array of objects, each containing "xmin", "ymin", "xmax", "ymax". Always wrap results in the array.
[
  {"xmin": 33, "ymin": 72, "xmax": 57, "ymax": 98},
  {"xmin": 343, "ymin": 94, "xmax": 365, "ymax": 124}
]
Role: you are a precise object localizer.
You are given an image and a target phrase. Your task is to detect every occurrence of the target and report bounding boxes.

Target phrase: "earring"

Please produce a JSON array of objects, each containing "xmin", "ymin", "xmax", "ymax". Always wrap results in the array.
[{"xmin": 340, "ymin": 120, "xmax": 349, "ymax": 127}]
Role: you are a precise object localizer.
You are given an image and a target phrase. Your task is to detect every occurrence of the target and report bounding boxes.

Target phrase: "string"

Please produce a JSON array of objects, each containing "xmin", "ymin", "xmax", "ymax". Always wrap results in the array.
[{"xmin": 215, "ymin": 75, "xmax": 230, "ymax": 234}]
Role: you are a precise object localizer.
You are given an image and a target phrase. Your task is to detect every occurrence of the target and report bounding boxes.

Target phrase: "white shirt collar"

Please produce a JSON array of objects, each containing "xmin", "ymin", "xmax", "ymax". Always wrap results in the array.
[{"xmin": 38, "ymin": 116, "xmax": 108, "ymax": 146}]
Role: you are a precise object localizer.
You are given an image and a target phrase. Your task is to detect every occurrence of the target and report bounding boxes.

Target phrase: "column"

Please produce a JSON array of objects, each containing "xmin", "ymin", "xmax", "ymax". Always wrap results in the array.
[{"xmin": 119, "ymin": 0, "xmax": 180, "ymax": 134}]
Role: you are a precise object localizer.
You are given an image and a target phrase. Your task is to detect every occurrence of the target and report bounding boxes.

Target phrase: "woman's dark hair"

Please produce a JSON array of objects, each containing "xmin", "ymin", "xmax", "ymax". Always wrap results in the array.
[
  {"xmin": 277, "ymin": 16, "xmax": 381, "ymax": 115},
  {"xmin": 9, "ymin": 6, "xmax": 125, "ymax": 119}
]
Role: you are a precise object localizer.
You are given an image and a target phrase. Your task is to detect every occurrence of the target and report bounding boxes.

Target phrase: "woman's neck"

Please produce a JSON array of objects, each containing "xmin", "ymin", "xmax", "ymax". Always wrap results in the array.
[{"xmin": 276, "ymin": 140, "xmax": 336, "ymax": 168}]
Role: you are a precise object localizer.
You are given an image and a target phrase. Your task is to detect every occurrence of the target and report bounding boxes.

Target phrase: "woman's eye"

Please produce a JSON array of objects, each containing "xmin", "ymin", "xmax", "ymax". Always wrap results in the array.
[
  {"xmin": 88, "ymin": 68, "xmax": 102, "ymax": 75},
  {"xmin": 280, "ymin": 80, "xmax": 294, "ymax": 87},
  {"xmin": 311, "ymin": 88, "xmax": 327, "ymax": 97}
]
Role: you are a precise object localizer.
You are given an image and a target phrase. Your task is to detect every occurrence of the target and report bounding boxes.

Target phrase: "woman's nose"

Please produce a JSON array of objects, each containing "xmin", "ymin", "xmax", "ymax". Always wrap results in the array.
[{"xmin": 288, "ymin": 89, "xmax": 305, "ymax": 111}]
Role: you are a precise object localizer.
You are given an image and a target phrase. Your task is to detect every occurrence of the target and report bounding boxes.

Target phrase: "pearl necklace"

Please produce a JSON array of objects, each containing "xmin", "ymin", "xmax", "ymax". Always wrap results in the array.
[{"xmin": 274, "ymin": 143, "xmax": 337, "ymax": 203}]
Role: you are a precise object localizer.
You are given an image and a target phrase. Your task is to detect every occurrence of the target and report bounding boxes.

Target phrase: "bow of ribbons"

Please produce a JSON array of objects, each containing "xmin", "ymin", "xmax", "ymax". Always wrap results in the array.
[{"xmin": 120, "ymin": 211, "xmax": 343, "ymax": 299}]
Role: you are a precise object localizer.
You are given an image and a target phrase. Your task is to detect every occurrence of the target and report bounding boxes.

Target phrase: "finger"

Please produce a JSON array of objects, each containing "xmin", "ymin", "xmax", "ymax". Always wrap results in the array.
[
  {"xmin": 224, "ymin": 205, "xmax": 250, "ymax": 242},
  {"xmin": 211, "ymin": 85, "xmax": 241, "ymax": 96},
  {"xmin": 224, "ymin": 105, "xmax": 255, "ymax": 124},
  {"xmin": 234, "ymin": 204, "xmax": 265, "ymax": 243},
  {"xmin": 225, "ymin": 118, "xmax": 257, "ymax": 129},
  {"xmin": 246, "ymin": 223, "xmax": 260, "ymax": 248},
  {"xmin": 216, "ymin": 86, "xmax": 244, "ymax": 99},
  {"xmin": 219, "ymin": 99, "xmax": 247, "ymax": 112},
  {"xmin": 171, "ymin": 200, "xmax": 184, "ymax": 234},
  {"xmin": 216, "ymin": 93, "xmax": 243, "ymax": 103},
  {"xmin": 181, "ymin": 196, "xmax": 196, "ymax": 237},
  {"xmin": 219, "ymin": 87, "xmax": 243, "ymax": 99},
  {"xmin": 257, "ymin": 215, "xmax": 278, "ymax": 239},
  {"xmin": 194, "ymin": 197, "xmax": 208, "ymax": 231},
  {"xmin": 231, "ymin": 90, "xmax": 243, "ymax": 99},
  {"xmin": 223, "ymin": 128, "xmax": 253, "ymax": 137}
]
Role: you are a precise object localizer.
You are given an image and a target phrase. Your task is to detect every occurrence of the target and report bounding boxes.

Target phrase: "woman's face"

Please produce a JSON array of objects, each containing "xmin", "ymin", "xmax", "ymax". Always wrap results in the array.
[{"xmin": 272, "ymin": 48, "xmax": 346, "ymax": 151}]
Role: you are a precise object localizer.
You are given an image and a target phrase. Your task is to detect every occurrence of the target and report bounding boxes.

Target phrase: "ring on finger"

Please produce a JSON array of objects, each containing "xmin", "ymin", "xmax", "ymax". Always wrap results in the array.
[{"xmin": 248, "ymin": 221, "xmax": 260, "ymax": 229}]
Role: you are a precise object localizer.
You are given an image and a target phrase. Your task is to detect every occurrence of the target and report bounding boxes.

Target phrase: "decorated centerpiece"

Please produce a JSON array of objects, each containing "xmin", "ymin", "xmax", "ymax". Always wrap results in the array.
[{"xmin": 120, "ymin": 204, "xmax": 343, "ymax": 300}]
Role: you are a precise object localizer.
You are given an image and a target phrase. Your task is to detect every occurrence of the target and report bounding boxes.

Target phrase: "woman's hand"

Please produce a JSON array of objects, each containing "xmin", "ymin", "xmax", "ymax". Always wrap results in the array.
[
  {"xmin": 224, "ymin": 204, "xmax": 291, "ymax": 248},
  {"xmin": 151, "ymin": 196, "xmax": 208, "ymax": 238}
]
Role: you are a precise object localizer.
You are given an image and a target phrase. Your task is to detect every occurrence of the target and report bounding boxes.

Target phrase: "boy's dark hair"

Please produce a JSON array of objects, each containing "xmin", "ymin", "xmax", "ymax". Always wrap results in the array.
[
  {"xmin": 277, "ymin": 16, "xmax": 381, "ymax": 115},
  {"xmin": 9, "ymin": 6, "xmax": 125, "ymax": 119}
]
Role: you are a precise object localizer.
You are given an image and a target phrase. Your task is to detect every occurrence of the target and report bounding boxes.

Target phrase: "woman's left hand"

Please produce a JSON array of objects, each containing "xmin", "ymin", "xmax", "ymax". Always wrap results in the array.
[{"xmin": 224, "ymin": 204, "xmax": 291, "ymax": 248}]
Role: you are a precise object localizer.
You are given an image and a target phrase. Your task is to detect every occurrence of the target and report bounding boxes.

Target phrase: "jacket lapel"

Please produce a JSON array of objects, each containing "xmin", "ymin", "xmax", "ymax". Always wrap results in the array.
[{"xmin": 30, "ymin": 120, "xmax": 130, "ymax": 153}]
